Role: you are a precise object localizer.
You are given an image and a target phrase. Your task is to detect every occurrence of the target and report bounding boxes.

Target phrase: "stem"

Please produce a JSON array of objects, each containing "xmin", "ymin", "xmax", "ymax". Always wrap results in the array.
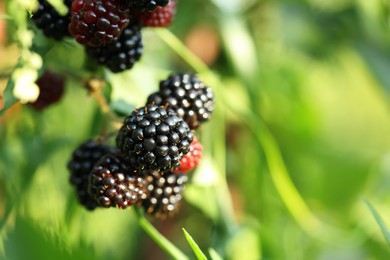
[{"xmin": 136, "ymin": 210, "xmax": 189, "ymax": 260}]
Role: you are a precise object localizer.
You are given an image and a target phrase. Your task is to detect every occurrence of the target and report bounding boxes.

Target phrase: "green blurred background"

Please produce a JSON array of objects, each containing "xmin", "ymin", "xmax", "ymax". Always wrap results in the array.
[{"xmin": 1, "ymin": 0, "xmax": 390, "ymax": 259}]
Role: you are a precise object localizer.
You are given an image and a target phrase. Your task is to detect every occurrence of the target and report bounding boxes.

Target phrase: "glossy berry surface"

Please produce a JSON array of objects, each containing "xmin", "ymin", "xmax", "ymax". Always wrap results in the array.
[
  {"xmin": 69, "ymin": 0, "xmax": 130, "ymax": 46},
  {"xmin": 147, "ymin": 73, "xmax": 215, "ymax": 129},
  {"xmin": 32, "ymin": 0, "xmax": 72, "ymax": 40},
  {"xmin": 29, "ymin": 70, "xmax": 66, "ymax": 110},
  {"xmin": 126, "ymin": 0, "xmax": 169, "ymax": 12},
  {"xmin": 173, "ymin": 136, "xmax": 202, "ymax": 173},
  {"xmin": 88, "ymin": 153, "xmax": 147, "ymax": 209},
  {"xmin": 137, "ymin": 170, "xmax": 187, "ymax": 219},
  {"xmin": 136, "ymin": 0, "xmax": 176, "ymax": 27},
  {"xmin": 116, "ymin": 105, "xmax": 194, "ymax": 172},
  {"xmin": 68, "ymin": 139, "xmax": 117, "ymax": 210},
  {"xmin": 86, "ymin": 23, "xmax": 143, "ymax": 73}
]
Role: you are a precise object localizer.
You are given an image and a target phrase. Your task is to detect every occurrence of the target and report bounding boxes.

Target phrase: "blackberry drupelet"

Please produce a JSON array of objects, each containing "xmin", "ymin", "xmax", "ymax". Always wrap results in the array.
[
  {"xmin": 135, "ymin": 0, "xmax": 176, "ymax": 27},
  {"xmin": 28, "ymin": 70, "xmax": 66, "ymax": 110},
  {"xmin": 138, "ymin": 170, "xmax": 188, "ymax": 218},
  {"xmin": 69, "ymin": 0, "xmax": 130, "ymax": 46},
  {"xmin": 126, "ymin": 0, "xmax": 169, "ymax": 12},
  {"xmin": 68, "ymin": 139, "xmax": 117, "ymax": 210},
  {"xmin": 88, "ymin": 153, "xmax": 147, "ymax": 209},
  {"xmin": 173, "ymin": 135, "xmax": 202, "ymax": 173},
  {"xmin": 147, "ymin": 73, "xmax": 215, "ymax": 129},
  {"xmin": 85, "ymin": 23, "xmax": 143, "ymax": 73},
  {"xmin": 116, "ymin": 105, "xmax": 194, "ymax": 171},
  {"xmin": 32, "ymin": 0, "xmax": 72, "ymax": 40}
]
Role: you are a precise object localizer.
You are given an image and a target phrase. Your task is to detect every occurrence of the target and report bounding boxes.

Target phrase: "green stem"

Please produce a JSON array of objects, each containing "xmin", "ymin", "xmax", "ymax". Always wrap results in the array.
[{"xmin": 136, "ymin": 210, "xmax": 189, "ymax": 260}]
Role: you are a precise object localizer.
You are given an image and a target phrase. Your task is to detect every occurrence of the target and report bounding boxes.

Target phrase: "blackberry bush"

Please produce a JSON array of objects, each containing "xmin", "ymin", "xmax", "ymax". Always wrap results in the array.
[
  {"xmin": 116, "ymin": 105, "xmax": 194, "ymax": 171},
  {"xmin": 32, "ymin": 0, "xmax": 73, "ymax": 40},
  {"xmin": 137, "ymin": 170, "xmax": 188, "ymax": 219},
  {"xmin": 147, "ymin": 73, "xmax": 215, "ymax": 129},
  {"xmin": 88, "ymin": 153, "xmax": 147, "ymax": 209},
  {"xmin": 68, "ymin": 139, "xmax": 117, "ymax": 210},
  {"xmin": 68, "ymin": 0, "xmax": 131, "ymax": 46},
  {"xmin": 85, "ymin": 22, "xmax": 143, "ymax": 73}
]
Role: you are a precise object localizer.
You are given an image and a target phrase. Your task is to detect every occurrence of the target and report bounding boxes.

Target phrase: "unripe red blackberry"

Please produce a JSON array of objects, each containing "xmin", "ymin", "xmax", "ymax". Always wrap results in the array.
[
  {"xmin": 147, "ymin": 73, "xmax": 215, "ymax": 129},
  {"xmin": 85, "ymin": 23, "xmax": 143, "ymax": 73},
  {"xmin": 137, "ymin": 170, "xmax": 188, "ymax": 219},
  {"xmin": 32, "ymin": 0, "xmax": 72, "ymax": 40},
  {"xmin": 28, "ymin": 70, "xmax": 66, "ymax": 110},
  {"xmin": 136, "ymin": 0, "xmax": 176, "ymax": 27},
  {"xmin": 88, "ymin": 153, "xmax": 147, "ymax": 209},
  {"xmin": 126, "ymin": 0, "xmax": 169, "ymax": 12},
  {"xmin": 69, "ymin": 0, "xmax": 131, "ymax": 46},
  {"xmin": 68, "ymin": 139, "xmax": 117, "ymax": 210},
  {"xmin": 116, "ymin": 105, "xmax": 194, "ymax": 171},
  {"xmin": 173, "ymin": 136, "xmax": 202, "ymax": 173}
]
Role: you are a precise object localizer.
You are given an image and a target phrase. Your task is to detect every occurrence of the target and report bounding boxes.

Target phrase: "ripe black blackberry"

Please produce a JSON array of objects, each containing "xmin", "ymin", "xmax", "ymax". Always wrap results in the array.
[
  {"xmin": 137, "ymin": 170, "xmax": 188, "ymax": 219},
  {"xmin": 85, "ymin": 23, "xmax": 143, "ymax": 73},
  {"xmin": 28, "ymin": 70, "xmax": 66, "ymax": 110},
  {"xmin": 68, "ymin": 139, "xmax": 117, "ymax": 210},
  {"xmin": 32, "ymin": 0, "xmax": 73, "ymax": 40},
  {"xmin": 147, "ymin": 73, "xmax": 215, "ymax": 129},
  {"xmin": 116, "ymin": 105, "xmax": 194, "ymax": 171},
  {"xmin": 126, "ymin": 0, "xmax": 169, "ymax": 12},
  {"xmin": 88, "ymin": 153, "xmax": 147, "ymax": 209},
  {"xmin": 69, "ymin": 0, "xmax": 131, "ymax": 46}
]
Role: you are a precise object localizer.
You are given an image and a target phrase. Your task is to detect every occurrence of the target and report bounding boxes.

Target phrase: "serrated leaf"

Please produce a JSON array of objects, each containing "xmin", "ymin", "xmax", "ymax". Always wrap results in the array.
[
  {"xmin": 363, "ymin": 198, "xmax": 390, "ymax": 247},
  {"xmin": 182, "ymin": 228, "xmax": 207, "ymax": 260}
]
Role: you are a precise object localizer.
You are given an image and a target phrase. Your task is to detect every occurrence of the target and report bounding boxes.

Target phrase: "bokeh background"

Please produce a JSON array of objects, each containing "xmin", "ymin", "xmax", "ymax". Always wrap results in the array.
[{"xmin": 1, "ymin": 0, "xmax": 390, "ymax": 259}]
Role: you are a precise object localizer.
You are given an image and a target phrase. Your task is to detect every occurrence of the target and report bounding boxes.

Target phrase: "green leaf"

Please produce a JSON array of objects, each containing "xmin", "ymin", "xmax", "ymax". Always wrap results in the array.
[
  {"xmin": 182, "ymin": 228, "xmax": 207, "ymax": 260},
  {"xmin": 208, "ymin": 248, "xmax": 223, "ymax": 260},
  {"xmin": 0, "ymin": 77, "xmax": 18, "ymax": 115},
  {"xmin": 110, "ymin": 99, "xmax": 135, "ymax": 117},
  {"xmin": 362, "ymin": 198, "xmax": 390, "ymax": 247}
]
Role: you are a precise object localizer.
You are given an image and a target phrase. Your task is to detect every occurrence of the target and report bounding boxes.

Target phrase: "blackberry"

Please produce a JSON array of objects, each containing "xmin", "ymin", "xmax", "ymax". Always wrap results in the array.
[
  {"xmin": 147, "ymin": 73, "xmax": 215, "ymax": 129},
  {"xmin": 88, "ymin": 153, "xmax": 147, "ymax": 209},
  {"xmin": 173, "ymin": 135, "xmax": 202, "ymax": 173},
  {"xmin": 137, "ymin": 170, "xmax": 188, "ymax": 218},
  {"xmin": 126, "ymin": 0, "xmax": 169, "ymax": 12},
  {"xmin": 32, "ymin": 0, "xmax": 72, "ymax": 40},
  {"xmin": 116, "ymin": 105, "xmax": 194, "ymax": 171},
  {"xmin": 68, "ymin": 139, "xmax": 117, "ymax": 210},
  {"xmin": 136, "ymin": 0, "xmax": 176, "ymax": 28},
  {"xmin": 85, "ymin": 23, "xmax": 143, "ymax": 73},
  {"xmin": 69, "ymin": 0, "xmax": 131, "ymax": 46},
  {"xmin": 28, "ymin": 70, "xmax": 66, "ymax": 110}
]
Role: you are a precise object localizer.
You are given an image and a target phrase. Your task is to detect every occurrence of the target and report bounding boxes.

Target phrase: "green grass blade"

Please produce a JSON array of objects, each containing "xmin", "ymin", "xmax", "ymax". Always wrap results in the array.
[
  {"xmin": 362, "ymin": 198, "xmax": 390, "ymax": 246},
  {"xmin": 182, "ymin": 228, "xmax": 208, "ymax": 260},
  {"xmin": 209, "ymin": 248, "xmax": 223, "ymax": 260},
  {"xmin": 136, "ymin": 210, "xmax": 189, "ymax": 260}
]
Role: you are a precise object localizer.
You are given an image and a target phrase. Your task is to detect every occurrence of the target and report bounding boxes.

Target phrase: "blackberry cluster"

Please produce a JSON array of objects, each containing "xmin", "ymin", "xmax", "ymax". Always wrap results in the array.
[
  {"xmin": 173, "ymin": 136, "xmax": 203, "ymax": 173},
  {"xmin": 147, "ymin": 73, "xmax": 215, "ymax": 129},
  {"xmin": 86, "ymin": 23, "xmax": 143, "ymax": 73},
  {"xmin": 88, "ymin": 154, "xmax": 147, "ymax": 209},
  {"xmin": 68, "ymin": 0, "xmax": 131, "ymax": 47},
  {"xmin": 68, "ymin": 139, "xmax": 117, "ymax": 210},
  {"xmin": 138, "ymin": 170, "xmax": 188, "ymax": 218},
  {"xmin": 116, "ymin": 104, "xmax": 194, "ymax": 171},
  {"xmin": 32, "ymin": 0, "xmax": 73, "ymax": 40},
  {"xmin": 28, "ymin": 70, "xmax": 66, "ymax": 110}
]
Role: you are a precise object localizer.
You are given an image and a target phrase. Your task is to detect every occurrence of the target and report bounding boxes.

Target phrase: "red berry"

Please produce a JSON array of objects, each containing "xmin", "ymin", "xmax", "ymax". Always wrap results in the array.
[
  {"xmin": 136, "ymin": 0, "xmax": 176, "ymax": 27},
  {"xmin": 28, "ymin": 70, "xmax": 65, "ymax": 110},
  {"xmin": 69, "ymin": 0, "xmax": 131, "ymax": 46},
  {"xmin": 174, "ymin": 136, "xmax": 203, "ymax": 173}
]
